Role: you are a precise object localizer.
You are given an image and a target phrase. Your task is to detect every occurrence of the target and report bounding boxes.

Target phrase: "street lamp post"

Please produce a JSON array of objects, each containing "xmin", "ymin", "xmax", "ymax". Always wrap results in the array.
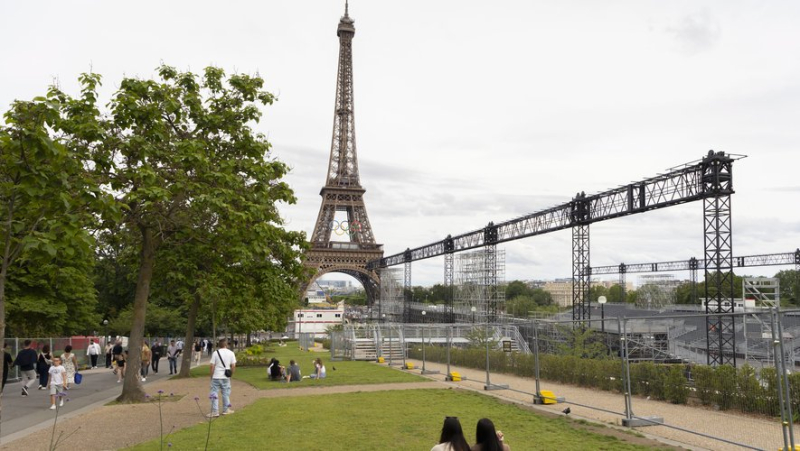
[
  {"xmin": 103, "ymin": 319, "xmax": 109, "ymax": 345},
  {"xmin": 471, "ymin": 306, "xmax": 477, "ymax": 324},
  {"xmin": 598, "ymin": 296, "xmax": 607, "ymax": 333}
]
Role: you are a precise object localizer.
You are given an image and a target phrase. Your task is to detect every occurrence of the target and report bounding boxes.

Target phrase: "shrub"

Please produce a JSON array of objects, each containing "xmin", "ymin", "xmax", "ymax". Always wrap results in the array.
[
  {"xmin": 692, "ymin": 365, "xmax": 715, "ymax": 406},
  {"xmin": 714, "ymin": 365, "xmax": 737, "ymax": 410},
  {"xmin": 665, "ymin": 366, "xmax": 689, "ymax": 404}
]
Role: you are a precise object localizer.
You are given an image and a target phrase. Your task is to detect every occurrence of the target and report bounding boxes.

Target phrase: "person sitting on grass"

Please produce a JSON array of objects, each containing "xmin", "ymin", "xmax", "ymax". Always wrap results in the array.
[
  {"xmin": 309, "ymin": 357, "xmax": 326, "ymax": 379},
  {"xmin": 431, "ymin": 416, "xmax": 470, "ymax": 451},
  {"xmin": 268, "ymin": 358, "xmax": 284, "ymax": 381},
  {"xmin": 286, "ymin": 360, "xmax": 301, "ymax": 383},
  {"xmin": 471, "ymin": 418, "xmax": 509, "ymax": 451}
]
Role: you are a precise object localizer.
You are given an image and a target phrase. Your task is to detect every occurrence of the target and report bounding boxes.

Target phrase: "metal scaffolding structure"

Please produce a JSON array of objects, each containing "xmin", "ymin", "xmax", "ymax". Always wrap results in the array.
[
  {"xmin": 743, "ymin": 277, "xmax": 780, "ymax": 307},
  {"xmin": 378, "ymin": 268, "xmax": 404, "ymax": 322},
  {"xmin": 636, "ymin": 274, "xmax": 680, "ymax": 308},
  {"xmin": 454, "ymin": 249, "xmax": 506, "ymax": 324}
]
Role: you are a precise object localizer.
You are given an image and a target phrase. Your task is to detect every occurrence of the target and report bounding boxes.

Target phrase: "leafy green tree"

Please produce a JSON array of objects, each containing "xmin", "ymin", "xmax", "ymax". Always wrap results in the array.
[
  {"xmin": 53, "ymin": 65, "xmax": 304, "ymax": 402},
  {"xmin": 607, "ymin": 284, "xmax": 625, "ymax": 303},
  {"xmin": 774, "ymin": 269, "xmax": 800, "ymax": 306},
  {"xmin": 506, "ymin": 295, "xmax": 537, "ymax": 317},
  {"xmin": 0, "ymin": 91, "xmax": 103, "ymax": 391},
  {"xmin": 505, "ymin": 280, "xmax": 531, "ymax": 300},
  {"xmin": 588, "ymin": 285, "xmax": 609, "ymax": 303}
]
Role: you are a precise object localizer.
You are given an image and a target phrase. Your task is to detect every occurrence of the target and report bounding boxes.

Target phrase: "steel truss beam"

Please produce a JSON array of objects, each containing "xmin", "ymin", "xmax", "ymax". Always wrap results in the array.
[
  {"xmin": 370, "ymin": 153, "xmax": 720, "ymax": 269},
  {"xmin": 590, "ymin": 250, "xmax": 800, "ymax": 275}
]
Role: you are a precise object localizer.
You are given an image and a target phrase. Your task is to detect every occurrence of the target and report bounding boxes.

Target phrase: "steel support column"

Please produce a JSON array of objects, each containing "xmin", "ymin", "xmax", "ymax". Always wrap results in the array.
[
  {"xmin": 484, "ymin": 223, "xmax": 499, "ymax": 323},
  {"xmin": 571, "ymin": 191, "xmax": 591, "ymax": 322},
  {"xmin": 403, "ymin": 248, "xmax": 412, "ymax": 323},
  {"xmin": 689, "ymin": 257, "xmax": 698, "ymax": 305},
  {"xmin": 572, "ymin": 224, "xmax": 591, "ymax": 322},
  {"xmin": 444, "ymin": 235, "xmax": 455, "ymax": 323},
  {"xmin": 794, "ymin": 249, "xmax": 800, "ymax": 304},
  {"xmin": 618, "ymin": 263, "xmax": 627, "ymax": 302},
  {"xmin": 702, "ymin": 151, "xmax": 736, "ymax": 366}
]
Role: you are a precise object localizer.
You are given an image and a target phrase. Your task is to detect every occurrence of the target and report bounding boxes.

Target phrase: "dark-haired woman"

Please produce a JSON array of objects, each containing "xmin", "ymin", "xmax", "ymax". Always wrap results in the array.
[
  {"xmin": 37, "ymin": 344, "xmax": 53, "ymax": 389},
  {"xmin": 471, "ymin": 418, "xmax": 510, "ymax": 451},
  {"xmin": 431, "ymin": 416, "xmax": 470, "ymax": 451}
]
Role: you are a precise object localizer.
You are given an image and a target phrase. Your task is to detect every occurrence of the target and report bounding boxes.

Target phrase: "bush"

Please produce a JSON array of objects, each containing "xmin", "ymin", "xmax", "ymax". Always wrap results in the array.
[
  {"xmin": 665, "ymin": 366, "xmax": 689, "ymax": 404},
  {"xmin": 714, "ymin": 365, "xmax": 737, "ymax": 410},
  {"xmin": 692, "ymin": 365, "xmax": 715, "ymax": 406}
]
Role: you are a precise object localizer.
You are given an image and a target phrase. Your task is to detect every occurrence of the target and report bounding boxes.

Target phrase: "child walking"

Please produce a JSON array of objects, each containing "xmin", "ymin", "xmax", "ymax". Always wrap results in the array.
[{"xmin": 47, "ymin": 357, "xmax": 67, "ymax": 410}]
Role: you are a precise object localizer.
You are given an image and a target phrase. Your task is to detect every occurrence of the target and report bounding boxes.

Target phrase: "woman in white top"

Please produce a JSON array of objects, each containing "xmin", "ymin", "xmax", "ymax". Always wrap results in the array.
[{"xmin": 310, "ymin": 358, "xmax": 326, "ymax": 379}]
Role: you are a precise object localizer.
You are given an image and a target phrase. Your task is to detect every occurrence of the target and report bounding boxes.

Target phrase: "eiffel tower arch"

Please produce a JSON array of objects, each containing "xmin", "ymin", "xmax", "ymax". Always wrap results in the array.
[{"xmin": 302, "ymin": 3, "xmax": 383, "ymax": 304}]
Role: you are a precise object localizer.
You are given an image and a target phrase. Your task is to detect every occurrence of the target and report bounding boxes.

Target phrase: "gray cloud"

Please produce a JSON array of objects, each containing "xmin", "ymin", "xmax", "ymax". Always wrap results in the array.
[{"xmin": 666, "ymin": 11, "xmax": 721, "ymax": 55}]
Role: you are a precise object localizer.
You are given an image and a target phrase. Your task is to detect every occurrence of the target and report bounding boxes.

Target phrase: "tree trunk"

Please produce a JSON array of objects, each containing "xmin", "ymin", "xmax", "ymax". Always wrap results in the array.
[
  {"xmin": 117, "ymin": 226, "xmax": 157, "ymax": 403},
  {"xmin": 178, "ymin": 290, "xmax": 201, "ymax": 378}
]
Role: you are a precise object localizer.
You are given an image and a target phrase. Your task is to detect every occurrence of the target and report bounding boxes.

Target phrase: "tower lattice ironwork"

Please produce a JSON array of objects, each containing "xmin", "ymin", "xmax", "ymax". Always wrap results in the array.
[{"xmin": 303, "ymin": 3, "xmax": 383, "ymax": 303}]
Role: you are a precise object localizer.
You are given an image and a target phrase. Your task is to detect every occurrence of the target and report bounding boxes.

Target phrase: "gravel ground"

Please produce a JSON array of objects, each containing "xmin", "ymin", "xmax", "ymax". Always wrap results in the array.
[{"xmin": 405, "ymin": 358, "xmax": 791, "ymax": 451}]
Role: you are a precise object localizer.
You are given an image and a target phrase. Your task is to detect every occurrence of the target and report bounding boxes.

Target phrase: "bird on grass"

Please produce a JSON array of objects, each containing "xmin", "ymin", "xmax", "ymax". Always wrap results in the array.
[{"xmin": 562, "ymin": 407, "xmax": 571, "ymax": 415}]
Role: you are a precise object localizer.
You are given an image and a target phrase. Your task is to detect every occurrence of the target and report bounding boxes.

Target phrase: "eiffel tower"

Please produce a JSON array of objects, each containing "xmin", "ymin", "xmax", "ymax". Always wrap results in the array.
[{"xmin": 303, "ymin": 2, "xmax": 383, "ymax": 303}]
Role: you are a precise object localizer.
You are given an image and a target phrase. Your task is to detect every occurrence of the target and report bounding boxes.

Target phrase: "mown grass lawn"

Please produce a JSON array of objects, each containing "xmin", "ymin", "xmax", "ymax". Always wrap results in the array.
[
  {"xmin": 128, "ymin": 388, "xmax": 670, "ymax": 450},
  {"xmin": 190, "ymin": 345, "xmax": 426, "ymax": 389}
]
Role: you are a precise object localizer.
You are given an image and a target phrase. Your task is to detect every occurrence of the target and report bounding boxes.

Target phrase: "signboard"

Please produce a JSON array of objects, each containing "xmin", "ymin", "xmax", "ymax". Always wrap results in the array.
[{"xmin": 503, "ymin": 340, "xmax": 512, "ymax": 352}]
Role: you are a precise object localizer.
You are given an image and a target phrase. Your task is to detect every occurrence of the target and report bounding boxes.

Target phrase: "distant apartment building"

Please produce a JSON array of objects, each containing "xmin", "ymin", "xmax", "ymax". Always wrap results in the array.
[{"xmin": 542, "ymin": 279, "xmax": 634, "ymax": 308}]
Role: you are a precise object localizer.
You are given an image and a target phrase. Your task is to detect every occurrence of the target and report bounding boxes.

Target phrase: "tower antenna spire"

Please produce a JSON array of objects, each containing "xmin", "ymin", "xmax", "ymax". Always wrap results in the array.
[{"xmin": 345, "ymin": 0, "xmax": 349, "ymax": 17}]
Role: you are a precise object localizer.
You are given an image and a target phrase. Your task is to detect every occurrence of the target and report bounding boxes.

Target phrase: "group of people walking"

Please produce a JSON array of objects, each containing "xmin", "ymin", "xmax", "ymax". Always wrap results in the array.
[
  {"xmin": 432, "ymin": 417, "xmax": 510, "ymax": 451},
  {"xmin": 2, "ymin": 340, "xmax": 80, "ymax": 410}
]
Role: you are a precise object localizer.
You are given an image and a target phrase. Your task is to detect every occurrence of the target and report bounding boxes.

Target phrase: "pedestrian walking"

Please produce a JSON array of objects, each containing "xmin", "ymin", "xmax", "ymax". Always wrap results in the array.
[
  {"xmin": 141, "ymin": 341, "xmax": 152, "ymax": 381},
  {"xmin": 37, "ymin": 344, "xmax": 53, "ymax": 390},
  {"xmin": 2, "ymin": 342, "xmax": 13, "ymax": 392},
  {"xmin": 86, "ymin": 339, "xmax": 101, "ymax": 369},
  {"xmin": 111, "ymin": 339, "xmax": 125, "ymax": 376},
  {"xmin": 61, "ymin": 345, "xmax": 79, "ymax": 389},
  {"xmin": 167, "ymin": 340, "xmax": 179, "ymax": 375},
  {"xmin": 104, "ymin": 341, "xmax": 113, "ymax": 369},
  {"xmin": 206, "ymin": 339, "xmax": 214, "ymax": 356},
  {"xmin": 13, "ymin": 340, "xmax": 38, "ymax": 396},
  {"xmin": 208, "ymin": 338, "xmax": 236, "ymax": 417},
  {"xmin": 151, "ymin": 340, "xmax": 162, "ymax": 373},
  {"xmin": 116, "ymin": 350, "xmax": 126, "ymax": 383},
  {"xmin": 47, "ymin": 356, "xmax": 67, "ymax": 410},
  {"xmin": 193, "ymin": 340, "xmax": 202, "ymax": 365}
]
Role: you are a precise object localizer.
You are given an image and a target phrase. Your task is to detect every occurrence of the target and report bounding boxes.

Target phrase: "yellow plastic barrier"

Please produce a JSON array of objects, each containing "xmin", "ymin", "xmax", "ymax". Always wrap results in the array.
[
  {"xmin": 449, "ymin": 371, "xmax": 461, "ymax": 381},
  {"xmin": 404, "ymin": 362, "xmax": 415, "ymax": 370},
  {"xmin": 540, "ymin": 390, "xmax": 558, "ymax": 405},
  {"xmin": 377, "ymin": 357, "xmax": 385, "ymax": 363}
]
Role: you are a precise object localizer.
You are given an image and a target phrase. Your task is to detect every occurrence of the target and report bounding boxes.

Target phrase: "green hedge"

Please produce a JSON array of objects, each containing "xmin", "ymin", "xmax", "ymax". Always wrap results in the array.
[{"xmin": 408, "ymin": 345, "xmax": 794, "ymax": 417}]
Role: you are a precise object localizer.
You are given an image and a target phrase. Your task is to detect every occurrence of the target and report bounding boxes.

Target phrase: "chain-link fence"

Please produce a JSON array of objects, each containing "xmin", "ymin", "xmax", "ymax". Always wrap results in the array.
[{"xmin": 379, "ymin": 308, "xmax": 799, "ymax": 451}]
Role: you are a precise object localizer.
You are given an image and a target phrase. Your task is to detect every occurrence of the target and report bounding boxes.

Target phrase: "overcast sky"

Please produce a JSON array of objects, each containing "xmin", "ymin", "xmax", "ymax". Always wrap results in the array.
[{"xmin": 2, "ymin": 1, "xmax": 799, "ymax": 288}]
